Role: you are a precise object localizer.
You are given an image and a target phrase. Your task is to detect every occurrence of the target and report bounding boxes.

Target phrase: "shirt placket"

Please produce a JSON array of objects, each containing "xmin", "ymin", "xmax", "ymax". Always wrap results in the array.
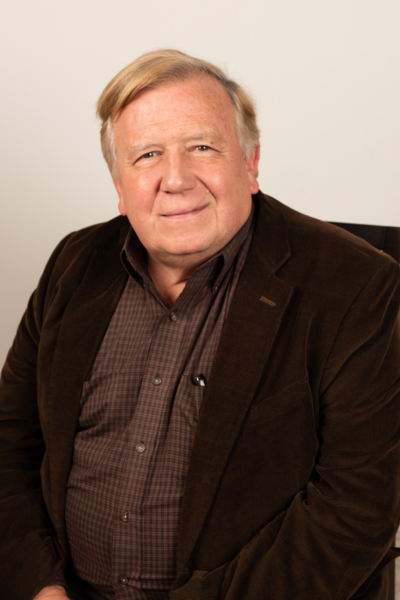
[{"xmin": 112, "ymin": 304, "xmax": 188, "ymax": 596}]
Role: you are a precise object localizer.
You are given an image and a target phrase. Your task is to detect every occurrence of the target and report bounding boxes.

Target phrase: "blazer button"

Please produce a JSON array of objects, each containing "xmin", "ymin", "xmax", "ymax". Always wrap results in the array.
[{"xmin": 119, "ymin": 576, "xmax": 129, "ymax": 585}]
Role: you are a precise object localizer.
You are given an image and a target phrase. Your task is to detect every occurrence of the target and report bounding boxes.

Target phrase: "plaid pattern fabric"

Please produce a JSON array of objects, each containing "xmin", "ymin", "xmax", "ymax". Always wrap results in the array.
[{"xmin": 65, "ymin": 211, "xmax": 254, "ymax": 599}]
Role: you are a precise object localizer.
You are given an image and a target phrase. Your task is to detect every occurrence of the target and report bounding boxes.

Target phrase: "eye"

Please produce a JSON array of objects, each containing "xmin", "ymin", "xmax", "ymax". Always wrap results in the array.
[
  {"xmin": 140, "ymin": 151, "xmax": 157, "ymax": 160},
  {"xmin": 196, "ymin": 145, "xmax": 210, "ymax": 151}
]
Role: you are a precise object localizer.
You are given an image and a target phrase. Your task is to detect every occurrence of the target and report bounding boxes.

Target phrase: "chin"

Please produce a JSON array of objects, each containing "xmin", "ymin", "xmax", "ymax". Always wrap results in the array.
[{"xmin": 164, "ymin": 236, "xmax": 215, "ymax": 257}]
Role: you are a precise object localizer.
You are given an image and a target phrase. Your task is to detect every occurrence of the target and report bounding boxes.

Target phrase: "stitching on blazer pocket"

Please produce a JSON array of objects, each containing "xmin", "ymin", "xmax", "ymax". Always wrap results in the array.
[{"xmin": 249, "ymin": 377, "xmax": 312, "ymax": 424}]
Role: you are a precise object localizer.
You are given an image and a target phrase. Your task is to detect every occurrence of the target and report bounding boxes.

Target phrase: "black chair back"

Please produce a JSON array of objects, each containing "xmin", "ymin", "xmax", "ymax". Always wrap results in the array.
[{"xmin": 330, "ymin": 223, "xmax": 400, "ymax": 263}]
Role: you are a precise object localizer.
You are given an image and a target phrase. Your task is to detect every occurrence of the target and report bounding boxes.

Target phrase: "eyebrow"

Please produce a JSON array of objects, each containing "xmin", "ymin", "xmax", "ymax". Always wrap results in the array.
[
  {"xmin": 127, "ymin": 143, "xmax": 157, "ymax": 158},
  {"xmin": 126, "ymin": 132, "xmax": 222, "ymax": 157}
]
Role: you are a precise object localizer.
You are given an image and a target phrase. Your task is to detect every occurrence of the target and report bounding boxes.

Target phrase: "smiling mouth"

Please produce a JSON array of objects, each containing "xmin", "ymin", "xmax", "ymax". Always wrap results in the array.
[{"xmin": 161, "ymin": 205, "xmax": 207, "ymax": 219}]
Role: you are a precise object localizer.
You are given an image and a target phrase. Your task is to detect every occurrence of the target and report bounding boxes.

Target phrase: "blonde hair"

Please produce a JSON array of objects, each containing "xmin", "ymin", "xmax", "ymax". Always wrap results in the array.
[{"xmin": 96, "ymin": 49, "xmax": 260, "ymax": 179}]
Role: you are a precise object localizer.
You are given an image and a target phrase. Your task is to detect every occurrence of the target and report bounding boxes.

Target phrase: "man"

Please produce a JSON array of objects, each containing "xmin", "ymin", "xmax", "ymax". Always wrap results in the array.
[{"xmin": 0, "ymin": 49, "xmax": 400, "ymax": 600}]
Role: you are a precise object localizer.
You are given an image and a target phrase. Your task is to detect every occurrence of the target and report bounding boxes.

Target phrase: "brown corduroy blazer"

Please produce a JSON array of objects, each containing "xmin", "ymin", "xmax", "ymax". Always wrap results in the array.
[{"xmin": 1, "ymin": 192, "xmax": 400, "ymax": 600}]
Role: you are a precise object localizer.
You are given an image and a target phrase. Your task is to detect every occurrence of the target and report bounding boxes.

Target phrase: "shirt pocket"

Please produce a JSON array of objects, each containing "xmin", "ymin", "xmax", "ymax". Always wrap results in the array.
[
  {"xmin": 172, "ymin": 373, "xmax": 207, "ymax": 423},
  {"xmin": 79, "ymin": 372, "xmax": 142, "ymax": 428},
  {"xmin": 71, "ymin": 372, "xmax": 143, "ymax": 472}
]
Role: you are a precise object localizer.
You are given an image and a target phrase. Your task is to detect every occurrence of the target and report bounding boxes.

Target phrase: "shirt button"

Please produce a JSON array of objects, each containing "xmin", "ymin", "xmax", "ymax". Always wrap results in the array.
[
  {"xmin": 169, "ymin": 312, "xmax": 178, "ymax": 322},
  {"xmin": 121, "ymin": 512, "xmax": 129, "ymax": 522},
  {"xmin": 136, "ymin": 442, "xmax": 146, "ymax": 453},
  {"xmin": 214, "ymin": 285, "xmax": 219, "ymax": 292},
  {"xmin": 152, "ymin": 376, "xmax": 162, "ymax": 386},
  {"xmin": 119, "ymin": 576, "xmax": 129, "ymax": 585}
]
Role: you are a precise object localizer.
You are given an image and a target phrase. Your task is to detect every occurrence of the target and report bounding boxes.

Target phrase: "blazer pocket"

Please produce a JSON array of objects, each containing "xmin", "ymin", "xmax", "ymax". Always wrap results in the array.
[
  {"xmin": 234, "ymin": 379, "xmax": 318, "ymax": 497},
  {"xmin": 249, "ymin": 378, "xmax": 315, "ymax": 426},
  {"xmin": 210, "ymin": 379, "xmax": 319, "ymax": 531}
]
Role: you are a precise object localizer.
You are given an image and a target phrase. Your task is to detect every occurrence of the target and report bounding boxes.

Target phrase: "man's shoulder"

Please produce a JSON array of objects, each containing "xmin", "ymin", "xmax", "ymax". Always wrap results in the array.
[
  {"xmin": 47, "ymin": 215, "xmax": 130, "ymax": 269},
  {"xmin": 58, "ymin": 214, "xmax": 130, "ymax": 255},
  {"xmin": 256, "ymin": 192, "xmax": 399, "ymax": 279},
  {"xmin": 37, "ymin": 216, "xmax": 130, "ymax": 305}
]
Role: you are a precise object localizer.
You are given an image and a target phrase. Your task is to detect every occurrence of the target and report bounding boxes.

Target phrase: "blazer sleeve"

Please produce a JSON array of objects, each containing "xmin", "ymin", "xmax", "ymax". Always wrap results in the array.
[
  {"xmin": 0, "ymin": 236, "xmax": 72, "ymax": 600},
  {"xmin": 170, "ymin": 261, "xmax": 400, "ymax": 599}
]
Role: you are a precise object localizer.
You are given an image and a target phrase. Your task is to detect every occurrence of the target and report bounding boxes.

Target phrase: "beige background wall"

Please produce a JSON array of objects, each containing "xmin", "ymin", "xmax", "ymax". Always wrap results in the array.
[
  {"xmin": 1, "ymin": 1, "xmax": 399, "ymax": 590},
  {"xmin": 1, "ymin": 0, "xmax": 399, "ymax": 365}
]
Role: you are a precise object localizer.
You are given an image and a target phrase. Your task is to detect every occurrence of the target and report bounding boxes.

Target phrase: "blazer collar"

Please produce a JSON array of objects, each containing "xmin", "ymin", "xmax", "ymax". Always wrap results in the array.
[{"xmin": 250, "ymin": 191, "xmax": 292, "ymax": 273}]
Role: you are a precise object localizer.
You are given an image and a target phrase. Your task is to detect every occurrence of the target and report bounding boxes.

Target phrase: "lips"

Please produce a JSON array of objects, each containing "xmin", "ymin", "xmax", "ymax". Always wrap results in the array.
[{"xmin": 161, "ymin": 205, "xmax": 207, "ymax": 219}]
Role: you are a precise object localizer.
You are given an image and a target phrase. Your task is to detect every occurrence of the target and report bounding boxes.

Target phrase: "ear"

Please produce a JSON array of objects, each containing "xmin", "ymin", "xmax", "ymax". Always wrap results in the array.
[
  {"xmin": 109, "ymin": 168, "xmax": 127, "ymax": 216},
  {"xmin": 245, "ymin": 142, "xmax": 260, "ymax": 195}
]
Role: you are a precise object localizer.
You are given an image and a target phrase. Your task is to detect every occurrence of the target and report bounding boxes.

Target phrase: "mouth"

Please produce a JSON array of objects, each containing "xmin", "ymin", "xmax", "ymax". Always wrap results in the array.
[{"xmin": 161, "ymin": 205, "xmax": 207, "ymax": 220}]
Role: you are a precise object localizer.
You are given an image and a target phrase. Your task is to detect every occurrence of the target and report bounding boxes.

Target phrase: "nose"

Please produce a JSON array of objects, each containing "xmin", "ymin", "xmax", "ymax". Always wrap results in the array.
[{"xmin": 160, "ymin": 152, "xmax": 196, "ymax": 194}]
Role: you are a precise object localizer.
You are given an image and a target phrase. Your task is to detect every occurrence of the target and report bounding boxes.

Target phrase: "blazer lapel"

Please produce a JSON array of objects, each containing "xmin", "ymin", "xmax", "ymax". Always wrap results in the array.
[
  {"xmin": 42, "ymin": 245, "xmax": 128, "ymax": 533},
  {"xmin": 178, "ymin": 194, "xmax": 295, "ymax": 566}
]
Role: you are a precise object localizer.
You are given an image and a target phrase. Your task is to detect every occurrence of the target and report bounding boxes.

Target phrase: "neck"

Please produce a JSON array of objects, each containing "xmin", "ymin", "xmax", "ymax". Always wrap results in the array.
[{"xmin": 148, "ymin": 254, "xmax": 204, "ymax": 307}]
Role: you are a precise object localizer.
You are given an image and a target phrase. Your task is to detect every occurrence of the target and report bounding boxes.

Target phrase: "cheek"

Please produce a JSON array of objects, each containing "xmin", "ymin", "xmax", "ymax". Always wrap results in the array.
[
  {"xmin": 119, "ymin": 175, "xmax": 157, "ymax": 215},
  {"xmin": 211, "ymin": 158, "xmax": 248, "ymax": 192},
  {"xmin": 198, "ymin": 167, "xmax": 235, "ymax": 198}
]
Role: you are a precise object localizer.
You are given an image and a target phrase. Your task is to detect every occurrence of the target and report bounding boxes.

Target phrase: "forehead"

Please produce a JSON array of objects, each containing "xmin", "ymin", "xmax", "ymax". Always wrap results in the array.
[{"xmin": 114, "ymin": 75, "xmax": 238, "ymax": 142}]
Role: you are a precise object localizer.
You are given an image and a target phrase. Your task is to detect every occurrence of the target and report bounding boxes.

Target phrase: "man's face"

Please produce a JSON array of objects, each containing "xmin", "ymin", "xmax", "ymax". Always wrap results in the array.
[{"xmin": 111, "ymin": 75, "xmax": 260, "ymax": 269}]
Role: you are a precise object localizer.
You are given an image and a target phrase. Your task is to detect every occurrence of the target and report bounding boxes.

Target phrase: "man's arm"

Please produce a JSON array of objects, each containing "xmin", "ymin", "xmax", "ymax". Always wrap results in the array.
[
  {"xmin": 171, "ymin": 261, "xmax": 400, "ymax": 599},
  {"xmin": 0, "ymin": 237, "xmax": 72, "ymax": 600}
]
